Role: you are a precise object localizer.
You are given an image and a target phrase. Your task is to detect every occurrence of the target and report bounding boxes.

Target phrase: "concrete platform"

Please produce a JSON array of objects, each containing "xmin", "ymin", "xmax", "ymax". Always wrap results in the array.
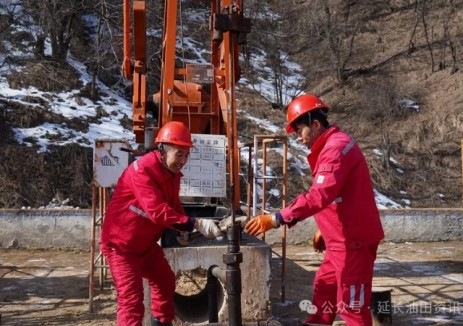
[{"xmin": 143, "ymin": 234, "xmax": 272, "ymax": 324}]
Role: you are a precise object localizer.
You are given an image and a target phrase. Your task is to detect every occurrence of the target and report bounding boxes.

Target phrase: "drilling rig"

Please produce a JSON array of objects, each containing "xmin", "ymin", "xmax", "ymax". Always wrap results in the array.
[
  {"xmin": 122, "ymin": 0, "xmax": 247, "ymax": 209},
  {"xmin": 120, "ymin": 1, "xmax": 274, "ymax": 325}
]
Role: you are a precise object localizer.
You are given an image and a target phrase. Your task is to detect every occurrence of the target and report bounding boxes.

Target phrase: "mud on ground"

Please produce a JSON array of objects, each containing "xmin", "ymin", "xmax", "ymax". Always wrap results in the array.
[{"xmin": 1, "ymin": 242, "xmax": 463, "ymax": 325}]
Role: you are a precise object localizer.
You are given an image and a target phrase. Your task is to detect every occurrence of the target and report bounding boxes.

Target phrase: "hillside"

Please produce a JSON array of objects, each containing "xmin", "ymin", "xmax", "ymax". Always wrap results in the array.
[
  {"xmin": 241, "ymin": 0, "xmax": 463, "ymax": 208},
  {"xmin": 0, "ymin": 0, "xmax": 462, "ymax": 209}
]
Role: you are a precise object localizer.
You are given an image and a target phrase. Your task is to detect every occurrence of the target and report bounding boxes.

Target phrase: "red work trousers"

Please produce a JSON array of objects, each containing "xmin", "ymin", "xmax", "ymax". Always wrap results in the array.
[
  {"xmin": 304, "ymin": 244, "xmax": 378, "ymax": 326},
  {"xmin": 102, "ymin": 243, "xmax": 176, "ymax": 326}
]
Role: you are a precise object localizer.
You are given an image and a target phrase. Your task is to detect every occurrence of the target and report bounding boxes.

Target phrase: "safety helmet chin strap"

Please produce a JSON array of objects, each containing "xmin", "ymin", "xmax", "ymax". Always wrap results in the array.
[
  {"xmin": 308, "ymin": 113, "xmax": 315, "ymax": 149},
  {"xmin": 158, "ymin": 143, "xmax": 169, "ymax": 169}
]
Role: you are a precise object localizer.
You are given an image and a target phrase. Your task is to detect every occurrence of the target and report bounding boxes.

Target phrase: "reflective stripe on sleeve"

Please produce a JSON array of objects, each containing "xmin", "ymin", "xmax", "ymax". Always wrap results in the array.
[
  {"xmin": 342, "ymin": 138, "xmax": 356, "ymax": 155},
  {"xmin": 359, "ymin": 283, "xmax": 365, "ymax": 307},
  {"xmin": 128, "ymin": 205, "xmax": 150, "ymax": 219}
]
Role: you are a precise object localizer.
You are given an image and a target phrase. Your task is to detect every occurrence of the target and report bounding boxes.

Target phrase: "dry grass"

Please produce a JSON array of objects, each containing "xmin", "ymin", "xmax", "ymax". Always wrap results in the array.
[
  {"xmin": 0, "ymin": 144, "xmax": 93, "ymax": 208},
  {"xmin": 291, "ymin": 1, "xmax": 463, "ymax": 208},
  {"xmin": 7, "ymin": 59, "xmax": 82, "ymax": 92}
]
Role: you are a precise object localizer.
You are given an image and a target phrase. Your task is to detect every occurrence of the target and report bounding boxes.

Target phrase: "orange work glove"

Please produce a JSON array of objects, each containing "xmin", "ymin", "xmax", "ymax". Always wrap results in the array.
[
  {"xmin": 245, "ymin": 214, "xmax": 280, "ymax": 236},
  {"xmin": 313, "ymin": 229, "xmax": 326, "ymax": 253}
]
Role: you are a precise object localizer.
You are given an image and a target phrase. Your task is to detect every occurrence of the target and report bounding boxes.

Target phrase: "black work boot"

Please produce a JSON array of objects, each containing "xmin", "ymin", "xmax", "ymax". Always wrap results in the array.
[{"xmin": 151, "ymin": 316, "xmax": 172, "ymax": 326}]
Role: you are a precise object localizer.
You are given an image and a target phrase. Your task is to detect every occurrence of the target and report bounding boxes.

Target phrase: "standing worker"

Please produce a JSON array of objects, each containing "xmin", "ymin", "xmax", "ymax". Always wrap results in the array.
[
  {"xmin": 245, "ymin": 94, "xmax": 384, "ymax": 326},
  {"xmin": 100, "ymin": 121, "xmax": 223, "ymax": 326}
]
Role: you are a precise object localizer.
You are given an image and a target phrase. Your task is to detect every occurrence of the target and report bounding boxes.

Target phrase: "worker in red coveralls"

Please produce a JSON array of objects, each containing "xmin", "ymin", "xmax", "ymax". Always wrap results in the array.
[
  {"xmin": 100, "ymin": 121, "xmax": 223, "ymax": 326},
  {"xmin": 245, "ymin": 94, "xmax": 384, "ymax": 326}
]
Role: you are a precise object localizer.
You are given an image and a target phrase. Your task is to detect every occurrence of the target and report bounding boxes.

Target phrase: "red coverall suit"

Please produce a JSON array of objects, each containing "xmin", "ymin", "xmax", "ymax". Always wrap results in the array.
[
  {"xmin": 100, "ymin": 150, "xmax": 192, "ymax": 326},
  {"xmin": 278, "ymin": 126, "xmax": 384, "ymax": 326}
]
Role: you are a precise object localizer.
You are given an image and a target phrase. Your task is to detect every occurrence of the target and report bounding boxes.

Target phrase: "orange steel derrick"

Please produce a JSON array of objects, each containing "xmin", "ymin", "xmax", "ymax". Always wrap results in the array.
[
  {"xmin": 121, "ymin": 0, "xmax": 250, "ymax": 209},
  {"xmin": 122, "ymin": 0, "xmax": 147, "ymax": 144}
]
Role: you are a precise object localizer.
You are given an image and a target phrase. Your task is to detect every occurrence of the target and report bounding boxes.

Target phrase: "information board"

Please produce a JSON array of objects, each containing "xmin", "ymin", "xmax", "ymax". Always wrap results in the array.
[
  {"xmin": 185, "ymin": 63, "xmax": 214, "ymax": 83},
  {"xmin": 93, "ymin": 139, "xmax": 130, "ymax": 188},
  {"xmin": 180, "ymin": 134, "xmax": 227, "ymax": 197}
]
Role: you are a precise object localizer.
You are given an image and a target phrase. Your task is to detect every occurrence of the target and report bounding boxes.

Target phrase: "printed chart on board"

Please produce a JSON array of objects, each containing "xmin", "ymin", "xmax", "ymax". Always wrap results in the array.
[{"xmin": 180, "ymin": 134, "xmax": 227, "ymax": 197}]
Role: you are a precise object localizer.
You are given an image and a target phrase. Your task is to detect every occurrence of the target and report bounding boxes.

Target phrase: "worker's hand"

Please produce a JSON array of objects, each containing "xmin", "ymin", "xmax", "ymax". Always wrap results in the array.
[
  {"xmin": 313, "ymin": 229, "xmax": 326, "ymax": 253},
  {"xmin": 245, "ymin": 214, "xmax": 280, "ymax": 236},
  {"xmin": 195, "ymin": 218, "xmax": 223, "ymax": 239}
]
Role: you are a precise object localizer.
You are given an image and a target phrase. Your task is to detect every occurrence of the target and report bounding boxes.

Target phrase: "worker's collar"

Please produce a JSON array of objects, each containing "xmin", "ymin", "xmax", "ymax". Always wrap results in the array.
[{"xmin": 310, "ymin": 125, "xmax": 339, "ymax": 154}]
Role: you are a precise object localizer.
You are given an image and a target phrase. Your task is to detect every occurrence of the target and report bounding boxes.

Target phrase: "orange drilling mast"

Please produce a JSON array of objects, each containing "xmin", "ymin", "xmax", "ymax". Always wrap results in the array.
[{"xmin": 122, "ymin": 0, "xmax": 251, "ymax": 210}]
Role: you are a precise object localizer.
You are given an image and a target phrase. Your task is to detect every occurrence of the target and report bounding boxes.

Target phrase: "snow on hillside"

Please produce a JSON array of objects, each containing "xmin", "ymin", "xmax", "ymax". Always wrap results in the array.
[
  {"xmin": 0, "ymin": 1, "xmax": 403, "ymax": 209},
  {"xmin": 4, "ymin": 56, "xmax": 136, "ymax": 153}
]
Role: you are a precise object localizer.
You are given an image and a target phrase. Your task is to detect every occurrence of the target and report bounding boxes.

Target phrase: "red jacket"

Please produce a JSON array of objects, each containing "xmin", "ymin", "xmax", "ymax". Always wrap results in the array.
[
  {"xmin": 279, "ymin": 126, "xmax": 384, "ymax": 250},
  {"xmin": 100, "ymin": 151, "xmax": 190, "ymax": 254}
]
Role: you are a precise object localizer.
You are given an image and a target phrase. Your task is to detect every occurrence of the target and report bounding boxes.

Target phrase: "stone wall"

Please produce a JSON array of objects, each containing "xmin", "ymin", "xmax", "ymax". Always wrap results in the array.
[{"xmin": 0, "ymin": 209, "xmax": 462, "ymax": 249}]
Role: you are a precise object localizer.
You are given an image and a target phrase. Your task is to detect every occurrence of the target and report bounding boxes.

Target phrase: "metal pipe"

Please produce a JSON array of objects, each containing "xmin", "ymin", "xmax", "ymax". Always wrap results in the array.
[
  {"xmin": 207, "ymin": 265, "xmax": 220, "ymax": 323},
  {"xmin": 261, "ymin": 141, "xmax": 268, "ymax": 242},
  {"xmin": 211, "ymin": 265, "xmax": 227, "ymax": 283},
  {"xmin": 246, "ymin": 144, "xmax": 253, "ymax": 218},
  {"xmin": 250, "ymin": 135, "xmax": 288, "ymax": 303},
  {"xmin": 253, "ymin": 136, "xmax": 258, "ymax": 217},
  {"xmin": 224, "ymin": 223, "xmax": 243, "ymax": 326},
  {"xmin": 98, "ymin": 187, "xmax": 107, "ymax": 290},
  {"xmin": 281, "ymin": 138, "xmax": 288, "ymax": 303},
  {"xmin": 207, "ymin": 264, "xmax": 228, "ymax": 323},
  {"xmin": 88, "ymin": 185, "xmax": 97, "ymax": 313}
]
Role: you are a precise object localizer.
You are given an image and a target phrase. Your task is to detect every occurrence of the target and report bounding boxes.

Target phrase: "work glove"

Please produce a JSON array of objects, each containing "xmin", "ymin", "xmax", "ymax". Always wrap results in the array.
[
  {"xmin": 245, "ymin": 214, "xmax": 280, "ymax": 236},
  {"xmin": 313, "ymin": 229, "xmax": 326, "ymax": 253},
  {"xmin": 195, "ymin": 218, "xmax": 223, "ymax": 239}
]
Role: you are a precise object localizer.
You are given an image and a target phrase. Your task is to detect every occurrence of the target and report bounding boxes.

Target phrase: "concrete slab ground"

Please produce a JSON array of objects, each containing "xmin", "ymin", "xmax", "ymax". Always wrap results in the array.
[
  {"xmin": 0, "ymin": 241, "xmax": 462, "ymax": 325},
  {"xmin": 270, "ymin": 241, "xmax": 463, "ymax": 326}
]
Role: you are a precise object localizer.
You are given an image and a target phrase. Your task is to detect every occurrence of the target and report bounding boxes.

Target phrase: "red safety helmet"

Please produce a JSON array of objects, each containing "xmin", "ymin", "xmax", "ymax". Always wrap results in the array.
[
  {"xmin": 286, "ymin": 94, "xmax": 330, "ymax": 133},
  {"xmin": 155, "ymin": 121, "xmax": 193, "ymax": 147}
]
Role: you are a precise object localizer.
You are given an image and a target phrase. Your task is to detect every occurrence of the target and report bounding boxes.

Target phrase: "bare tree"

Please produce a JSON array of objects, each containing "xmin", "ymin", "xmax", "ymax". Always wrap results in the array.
[
  {"xmin": 408, "ymin": 0, "xmax": 436, "ymax": 72},
  {"xmin": 23, "ymin": 0, "xmax": 92, "ymax": 60},
  {"xmin": 82, "ymin": 0, "xmax": 123, "ymax": 100},
  {"xmin": 439, "ymin": 0, "xmax": 458, "ymax": 73},
  {"xmin": 323, "ymin": 2, "xmax": 358, "ymax": 82},
  {"xmin": 302, "ymin": 0, "xmax": 359, "ymax": 83},
  {"xmin": 244, "ymin": 1, "xmax": 306, "ymax": 108}
]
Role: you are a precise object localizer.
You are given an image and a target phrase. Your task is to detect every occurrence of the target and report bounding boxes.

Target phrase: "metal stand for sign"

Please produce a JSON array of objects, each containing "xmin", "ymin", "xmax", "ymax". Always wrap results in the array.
[
  {"xmin": 89, "ymin": 186, "xmax": 109, "ymax": 312},
  {"xmin": 88, "ymin": 139, "xmax": 130, "ymax": 312}
]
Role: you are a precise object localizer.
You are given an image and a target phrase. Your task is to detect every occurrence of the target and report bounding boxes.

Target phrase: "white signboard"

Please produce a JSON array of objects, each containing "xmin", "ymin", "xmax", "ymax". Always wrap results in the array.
[
  {"xmin": 180, "ymin": 134, "xmax": 227, "ymax": 197},
  {"xmin": 93, "ymin": 139, "xmax": 130, "ymax": 187}
]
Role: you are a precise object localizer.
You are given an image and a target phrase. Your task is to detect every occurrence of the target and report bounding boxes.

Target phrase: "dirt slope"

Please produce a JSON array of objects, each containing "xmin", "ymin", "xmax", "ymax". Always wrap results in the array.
[{"xmin": 0, "ymin": 0, "xmax": 462, "ymax": 208}]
